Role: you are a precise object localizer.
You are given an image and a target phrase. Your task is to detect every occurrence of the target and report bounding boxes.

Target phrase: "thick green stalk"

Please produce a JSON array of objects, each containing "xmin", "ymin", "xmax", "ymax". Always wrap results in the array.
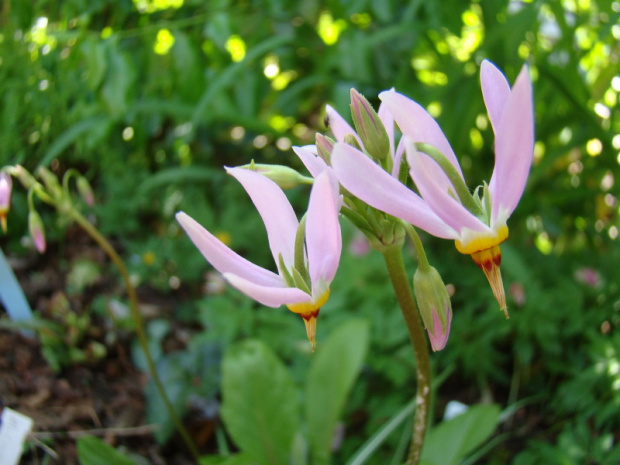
[
  {"xmin": 381, "ymin": 244, "xmax": 431, "ymax": 465},
  {"xmin": 69, "ymin": 210, "xmax": 200, "ymax": 462}
]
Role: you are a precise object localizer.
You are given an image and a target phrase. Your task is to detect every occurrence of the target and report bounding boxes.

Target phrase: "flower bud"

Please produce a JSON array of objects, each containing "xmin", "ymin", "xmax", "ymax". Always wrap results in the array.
[
  {"xmin": 315, "ymin": 133, "xmax": 334, "ymax": 164},
  {"xmin": 9, "ymin": 165, "xmax": 37, "ymax": 190},
  {"xmin": 343, "ymin": 133, "xmax": 363, "ymax": 151},
  {"xmin": 350, "ymin": 89, "xmax": 390, "ymax": 161},
  {"xmin": 0, "ymin": 171, "xmax": 12, "ymax": 233},
  {"xmin": 28, "ymin": 210, "xmax": 46, "ymax": 253},
  {"xmin": 238, "ymin": 161, "xmax": 314, "ymax": 190},
  {"xmin": 37, "ymin": 166, "xmax": 63, "ymax": 199},
  {"xmin": 76, "ymin": 176, "xmax": 95, "ymax": 206},
  {"xmin": 413, "ymin": 266, "xmax": 452, "ymax": 351}
]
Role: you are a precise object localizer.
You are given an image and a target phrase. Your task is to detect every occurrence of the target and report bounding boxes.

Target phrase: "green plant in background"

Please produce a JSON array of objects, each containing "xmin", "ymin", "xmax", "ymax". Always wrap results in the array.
[
  {"xmin": 1, "ymin": 0, "xmax": 619, "ymax": 463},
  {"xmin": 0, "ymin": 164, "xmax": 201, "ymax": 461}
]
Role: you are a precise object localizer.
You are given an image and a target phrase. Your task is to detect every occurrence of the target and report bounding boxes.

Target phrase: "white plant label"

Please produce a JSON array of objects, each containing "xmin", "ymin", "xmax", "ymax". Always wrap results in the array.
[{"xmin": 0, "ymin": 408, "xmax": 34, "ymax": 465}]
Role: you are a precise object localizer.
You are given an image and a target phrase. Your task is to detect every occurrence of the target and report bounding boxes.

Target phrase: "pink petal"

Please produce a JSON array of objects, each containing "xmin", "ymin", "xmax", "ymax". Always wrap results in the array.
[
  {"xmin": 377, "ymin": 99, "xmax": 395, "ymax": 157},
  {"xmin": 293, "ymin": 145, "xmax": 330, "ymax": 179},
  {"xmin": 306, "ymin": 172, "xmax": 342, "ymax": 287},
  {"xmin": 407, "ymin": 148, "xmax": 491, "ymax": 235},
  {"xmin": 325, "ymin": 104, "xmax": 362, "ymax": 146},
  {"xmin": 223, "ymin": 273, "xmax": 311, "ymax": 308},
  {"xmin": 391, "ymin": 138, "xmax": 406, "ymax": 178},
  {"xmin": 379, "ymin": 90, "xmax": 463, "ymax": 178},
  {"xmin": 488, "ymin": 65, "xmax": 534, "ymax": 222},
  {"xmin": 331, "ymin": 143, "xmax": 455, "ymax": 239},
  {"xmin": 176, "ymin": 211, "xmax": 284, "ymax": 287},
  {"xmin": 480, "ymin": 60, "xmax": 511, "ymax": 135},
  {"xmin": 226, "ymin": 167, "xmax": 298, "ymax": 268}
]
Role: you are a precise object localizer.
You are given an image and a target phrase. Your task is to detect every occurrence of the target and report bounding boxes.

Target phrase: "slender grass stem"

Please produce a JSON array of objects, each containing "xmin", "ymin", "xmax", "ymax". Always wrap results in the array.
[
  {"xmin": 69, "ymin": 210, "xmax": 201, "ymax": 462},
  {"xmin": 381, "ymin": 244, "xmax": 431, "ymax": 465}
]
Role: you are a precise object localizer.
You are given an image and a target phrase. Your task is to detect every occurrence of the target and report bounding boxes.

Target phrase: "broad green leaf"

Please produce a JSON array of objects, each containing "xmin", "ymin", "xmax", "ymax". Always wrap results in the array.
[
  {"xmin": 421, "ymin": 404, "xmax": 501, "ymax": 465},
  {"xmin": 77, "ymin": 435, "xmax": 139, "ymax": 465},
  {"xmin": 221, "ymin": 340, "xmax": 300, "ymax": 465},
  {"xmin": 305, "ymin": 319, "xmax": 370, "ymax": 465}
]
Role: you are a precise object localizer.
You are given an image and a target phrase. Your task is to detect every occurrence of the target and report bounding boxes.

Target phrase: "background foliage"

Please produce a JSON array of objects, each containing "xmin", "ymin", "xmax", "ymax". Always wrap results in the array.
[{"xmin": 1, "ymin": 0, "xmax": 619, "ymax": 463}]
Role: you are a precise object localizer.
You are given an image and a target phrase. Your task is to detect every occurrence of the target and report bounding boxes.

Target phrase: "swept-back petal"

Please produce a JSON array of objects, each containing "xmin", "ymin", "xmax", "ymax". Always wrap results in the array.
[
  {"xmin": 223, "ymin": 273, "xmax": 311, "ymax": 308},
  {"xmin": 226, "ymin": 167, "xmax": 298, "ymax": 268},
  {"xmin": 378, "ymin": 99, "xmax": 395, "ymax": 157},
  {"xmin": 392, "ymin": 137, "xmax": 406, "ymax": 178},
  {"xmin": 325, "ymin": 104, "xmax": 362, "ymax": 146},
  {"xmin": 331, "ymin": 143, "xmax": 456, "ymax": 239},
  {"xmin": 379, "ymin": 90, "xmax": 463, "ymax": 178},
  {"xmin": 293, "ymin": 145, "xmax": 330, "ymax": 179},
  {"xmin": 488, "ymin": 65, "xmax": 534, "ymax": 222},
  {"xmin": 407, "ymin": 148, "xmax": 491, "ymax": 235},
  {"xmin": 306, "ymin": 172, "xmax": 342, "ymax": 287},
  {"xmin": 176, "ymin": 212, "xmax": 284, "ymax": 287},
  {"xmin": 480, "ymin": 60, "xmax": 511, "ymax": 135}
]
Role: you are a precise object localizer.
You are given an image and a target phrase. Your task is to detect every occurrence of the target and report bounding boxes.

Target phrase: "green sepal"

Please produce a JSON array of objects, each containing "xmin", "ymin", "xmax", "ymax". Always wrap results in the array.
[
  {"xmin": 413, "ymin": 142, "xmax": 483, "ymax": 217},
  {"xmin": 291, "ymin": 267, "xmax": 312, "ymax": 295},
  {"xmin": 278, "ymin": 253, "xmax": 295, "ymax": 288},
  {"xmin": 294, "ymin": 216, "xmax": 309, "ymax": 281}
]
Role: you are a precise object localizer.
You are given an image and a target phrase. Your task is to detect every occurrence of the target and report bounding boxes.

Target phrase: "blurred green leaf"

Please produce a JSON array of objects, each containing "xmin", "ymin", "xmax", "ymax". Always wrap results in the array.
[
  {"xmin": 221, "ymin": 339, "xmax": 300, "ymax": 465},
  {"xmin": 421, "ymin": 404, "xmax": 501, "ymax": 465},
  {"xmin": 305, "ymin": 319, "xmax": 370, "ymax": 465},
  {"xmin": 77, "ymin": 435, "xmax": 139, "ymax": 465}
]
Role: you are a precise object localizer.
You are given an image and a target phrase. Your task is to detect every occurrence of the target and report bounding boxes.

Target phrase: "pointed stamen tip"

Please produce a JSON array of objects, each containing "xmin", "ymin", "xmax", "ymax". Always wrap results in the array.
[
  {"xmin": 502, "ymin": 306, "xmax": 510, "ymax": 319},
  {"xmin": 301, "ymin": 309, "xmax": 320, "ymax": 353}
]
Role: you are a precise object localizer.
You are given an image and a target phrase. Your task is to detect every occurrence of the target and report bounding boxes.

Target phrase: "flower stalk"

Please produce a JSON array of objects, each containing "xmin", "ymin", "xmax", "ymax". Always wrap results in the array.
[
  {"xmin": 67, "ymin": 208, "xmax": 201, "ymax": 462},
  {"xmin": 381, "ymin": 243, "xmax": 431, "ymax": 465}
]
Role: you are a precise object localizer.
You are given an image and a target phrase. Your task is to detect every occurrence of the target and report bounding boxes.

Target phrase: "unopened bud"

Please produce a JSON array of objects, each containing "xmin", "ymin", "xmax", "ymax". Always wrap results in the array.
[
  {"xmin": 28, "ymin": 210, "xmax": 46, "ymax": 253},
  {"xmin": 239, "ymin": 161, "xmax": 314, "ymax": 190},
  {"xmin": 0, "ymin": 171, "xmax": 12, "ymax": 233},
  {"xmin": 77, "ymin": 176, "xmax": 95, "ymax": 206},
  {"xmin": 350, "ymin": 89, "xmax": 390, "ymax": 160},
  {"xmin": 9, "ymin": 165, "xmax": 37, "ymax": 190},
  {"xmin": 343, "ymin": 134, "xmax": 363, "ymax": 151},
  {"xmin": 413, "ymin": 266, "xmax": 452, "ymax": 351},
  {"xmin": 315, "ymin": 133, "xmax": 334, "ymax": 164},
  {"xmin": 37, "ymin": 166, "xmax": 63, "ymax": 199}
]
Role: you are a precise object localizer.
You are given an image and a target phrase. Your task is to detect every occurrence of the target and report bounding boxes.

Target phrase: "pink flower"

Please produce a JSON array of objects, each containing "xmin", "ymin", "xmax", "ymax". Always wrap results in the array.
[
  {"xmin": 332, "ymin": 60, "xmax": 534, "ymax": 317},
  {"xmin": 28, "ymin": 210, "xmax": 46, "ymax": 253},
  {"xmin": 176, "ymin": 168, "xmax": 342, "ymax": 350},
  {"xmin": 0, "ymin": 171, "xmax": 12, "ymax": 233}
]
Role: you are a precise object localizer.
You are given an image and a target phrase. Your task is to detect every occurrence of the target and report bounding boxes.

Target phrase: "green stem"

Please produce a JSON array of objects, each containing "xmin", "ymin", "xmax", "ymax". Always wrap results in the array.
[
  {"xmin": 381, "ymin": 244, "xmax": 431, "ymax": 465},
  {"xmin": 68, "ymin": 209, "xmax": 201, "ymax": 462},
  {"xmin": 403, "ymin": 223, "xmax": 430, "ymax": 271}
]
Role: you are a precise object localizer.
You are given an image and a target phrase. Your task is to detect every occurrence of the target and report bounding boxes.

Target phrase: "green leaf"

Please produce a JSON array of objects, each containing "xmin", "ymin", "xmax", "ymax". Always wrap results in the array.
[
  {"xmin": 199, "ymin": 453, "xmax": 257, "ymax": 465},
  {"xmin": 305, "ymin": 319, "xmax": 370, "ymax": 465},
  {"xmin": 220, "ymin": 339, "xmax": 300, "ymax": 465},
  {"xmin": 77, "ymin": 435, "xmax": 139, "ymax": 465},
  {"xmin": 39, "ymin": 116, "xmax": 110, "ymax": 167},
  {"xmin": 421, "ymin": 404, "xmax": 501, "ymax": 465}
]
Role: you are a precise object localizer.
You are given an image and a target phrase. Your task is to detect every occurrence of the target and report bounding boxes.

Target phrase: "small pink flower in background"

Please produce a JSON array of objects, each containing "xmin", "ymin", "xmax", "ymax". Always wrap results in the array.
[
  {"xmin": 348, "ymin": 231, "xmax": 371, "ymax": 257},
  {"xmin": 0, "ymin": 171, "xmax": 12, "ymax": 233},
  {"xmin": 574, "ymin": 267, "xmax": 602, "ymax": 288},
  {"xmin": 332, "ymin": 60, "xmax": 534, "ymax": 317},
  {"xmin": 176, "ymin": 168, "xmax": 342, "ymax": 350},
  {"xmin": 77, "ymin": 177, "xmax": 95, "ymax": 207},
  {"xmin": 509, "ymin": 282, "xmax": 526, "ymax": 307},
  {"xmin": 28, "ymin": 210, "xmax": 46, "ymax": 253}
]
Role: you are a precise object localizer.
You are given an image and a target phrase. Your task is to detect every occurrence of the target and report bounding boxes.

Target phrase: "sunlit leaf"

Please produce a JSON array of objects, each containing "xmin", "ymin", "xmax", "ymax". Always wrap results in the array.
[{"xmin": 221, "ymin": 340, "xmax": 300, "ymax": 465}]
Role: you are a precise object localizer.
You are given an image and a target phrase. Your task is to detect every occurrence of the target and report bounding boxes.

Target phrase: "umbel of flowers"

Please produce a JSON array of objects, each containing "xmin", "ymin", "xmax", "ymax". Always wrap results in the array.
[{"xmin": 177, "ymin": 60, "xmax": 533, "ymax": 354}]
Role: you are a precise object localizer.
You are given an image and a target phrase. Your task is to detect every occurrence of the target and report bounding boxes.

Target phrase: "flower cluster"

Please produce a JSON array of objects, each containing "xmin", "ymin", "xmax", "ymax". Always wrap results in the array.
[{"xmin": 177, "ymin": 59, "xmax": 533, "ymax": 351}]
